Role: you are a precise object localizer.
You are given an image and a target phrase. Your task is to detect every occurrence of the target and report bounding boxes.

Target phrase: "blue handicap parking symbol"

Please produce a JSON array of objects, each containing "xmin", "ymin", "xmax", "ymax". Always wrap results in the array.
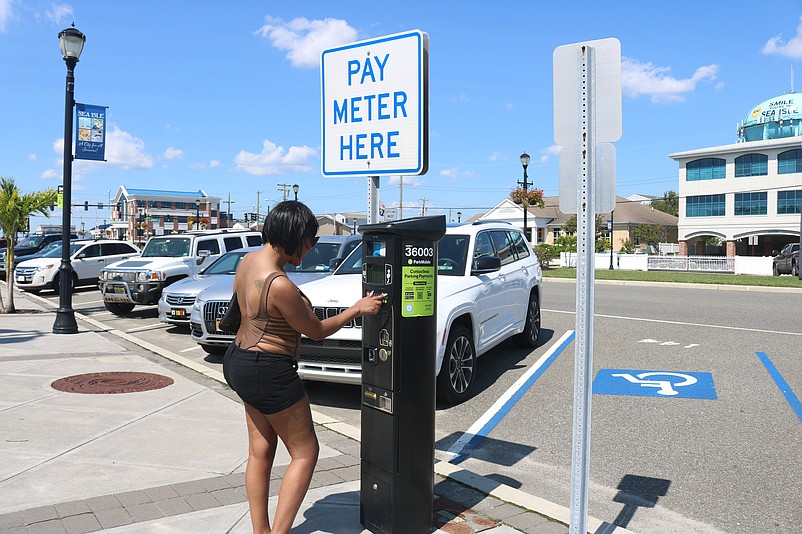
[{"xmin": 593, "ymin": 369, "xmax": 717, "ymax": 400}]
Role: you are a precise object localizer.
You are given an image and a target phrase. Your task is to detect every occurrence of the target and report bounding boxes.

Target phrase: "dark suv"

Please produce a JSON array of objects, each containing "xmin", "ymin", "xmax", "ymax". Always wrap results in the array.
[{"xmin": 1, "ymin": 233, "xmax": 77, "ymax": 274}]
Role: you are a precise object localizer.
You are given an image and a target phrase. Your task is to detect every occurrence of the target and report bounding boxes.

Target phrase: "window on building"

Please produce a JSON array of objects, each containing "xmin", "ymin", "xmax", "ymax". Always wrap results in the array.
[
  {"xmin": 686, "ymin": 158, "xmax": 726, "ymax": 181},
  {"xmin": 176, "ymin": 202, "xmax": 186, "ymax": 209},
  {"xmin": 778, "ymin": 149, "xmax": 802, "ymax": 174},
  {"xmin": 734, "ymin": 192, "xmax": 767, "ymax": 215},
  {"xmin": 734, "ymin": 154, "xmax": 768, "ymax": 177},
  {"xmin": 778, "ymin": 190, "xmax": 802, "ymax": 214},
  {"xmin": 553, "ymin": 229, "xmax": 561, "ymax": 241},
  {"xmin": 686, "ymin": 194, "xmax": 726, "ymax": 217}
]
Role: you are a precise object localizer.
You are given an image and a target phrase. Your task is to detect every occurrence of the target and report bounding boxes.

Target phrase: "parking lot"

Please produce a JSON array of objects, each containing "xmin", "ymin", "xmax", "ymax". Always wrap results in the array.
[{"xmin": 12, "ymin": 278, "xmax": 802, "ymax": 534}]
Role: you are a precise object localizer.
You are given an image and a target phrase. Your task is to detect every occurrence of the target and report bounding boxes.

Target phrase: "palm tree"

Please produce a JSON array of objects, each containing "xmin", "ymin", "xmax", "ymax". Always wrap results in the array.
[{"xmin": 0, "ymin": 178, "xmax": 58, "ymax": 313}]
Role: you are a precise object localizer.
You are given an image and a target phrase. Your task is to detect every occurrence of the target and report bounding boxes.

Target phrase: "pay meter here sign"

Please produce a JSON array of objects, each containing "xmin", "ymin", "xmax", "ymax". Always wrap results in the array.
[{"xmin": 321, "ymin": 30, "xmax": 429, "ymax": 176}]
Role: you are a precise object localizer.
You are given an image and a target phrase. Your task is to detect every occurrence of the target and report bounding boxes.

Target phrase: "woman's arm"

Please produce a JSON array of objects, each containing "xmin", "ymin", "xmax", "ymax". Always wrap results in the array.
[{"xmin": 271, "ymin": 277, "xmax": 384, "ymax": 341}]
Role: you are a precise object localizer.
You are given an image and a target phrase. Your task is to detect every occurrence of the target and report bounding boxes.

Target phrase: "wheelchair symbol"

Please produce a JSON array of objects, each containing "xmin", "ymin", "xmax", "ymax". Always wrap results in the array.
[{"xmin": 610, "ymin": 372, "xmax": 697, "ymax": 396}]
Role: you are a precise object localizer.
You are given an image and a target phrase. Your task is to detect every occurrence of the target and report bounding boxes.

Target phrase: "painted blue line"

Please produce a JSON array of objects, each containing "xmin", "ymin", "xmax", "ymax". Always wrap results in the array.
[
  {"xmin": 757, "ymin": 351, "xmax": 802, "ymax": 423},
  {"xmin": 450, "ymin": 330, "xmax": 575, "ymax": 463}
]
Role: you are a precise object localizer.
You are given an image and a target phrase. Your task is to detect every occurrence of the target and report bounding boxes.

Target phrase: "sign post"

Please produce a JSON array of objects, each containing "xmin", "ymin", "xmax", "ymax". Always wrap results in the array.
[
  {"xmin": 553, "ymin": 38, "xmax": 621, "ymax": 534},
  {"xmin": 321, "ymin": 30, "xmax": 429, "ymax": 222}
]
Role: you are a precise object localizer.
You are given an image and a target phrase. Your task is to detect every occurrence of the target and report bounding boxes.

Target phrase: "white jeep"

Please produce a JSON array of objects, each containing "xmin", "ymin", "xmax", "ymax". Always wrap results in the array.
[
  {"xmin": 297, "ymin": 221, "xmax": 542, "ymax": 404},
  {"xmin": 98, "ymin": 229, "xmax": 262, "ymax": 315}
]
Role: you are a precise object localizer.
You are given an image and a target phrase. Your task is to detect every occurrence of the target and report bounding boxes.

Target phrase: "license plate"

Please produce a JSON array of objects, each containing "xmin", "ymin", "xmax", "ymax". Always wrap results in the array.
[
  {"xmin": 113, "ymin": 286, "xmax": 126, "ymax": 294},
  {"xmin": 16, "ymin": 276, "xmax": 31, "ymax": 283},
  {"xmin": 171, "ymin": 308, "xmax": 186, "ymax": 318}
]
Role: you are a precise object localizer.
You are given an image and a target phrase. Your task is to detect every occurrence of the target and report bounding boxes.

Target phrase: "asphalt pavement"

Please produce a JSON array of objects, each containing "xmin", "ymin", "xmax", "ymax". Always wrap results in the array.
[{"xmin": 0, "ymin": 286, "xmax": 631, "ymax": 534}]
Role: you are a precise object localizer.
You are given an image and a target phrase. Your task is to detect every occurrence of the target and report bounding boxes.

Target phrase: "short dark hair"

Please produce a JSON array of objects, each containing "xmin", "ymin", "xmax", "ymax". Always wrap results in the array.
[{"xmin": 262, "ymin": 201, "xmax": 318, "ymax": 256}]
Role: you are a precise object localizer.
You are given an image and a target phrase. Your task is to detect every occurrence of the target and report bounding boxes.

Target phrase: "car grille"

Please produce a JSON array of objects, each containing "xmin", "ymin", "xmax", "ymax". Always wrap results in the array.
[
  {"xmin": 166, "ymin": 294, "xmax": 195, "ymax": 306},
  {"xmin": 312, "ymin": 306, "xmax": 362, "ymax": 328},
  {"xmin": 15, "ymin": 266, "xmax": 37, "ymax": 276},
  {"xmin": 203, "ymin": 300, "xmax": 236, "ymax": 335},
  {"xmin": 104, "ymin": 271, "xmax": 138, "ymax": 282},
  {"xmin": 297, "ymin": 350, "xmax": 362, "ymax": 365}
]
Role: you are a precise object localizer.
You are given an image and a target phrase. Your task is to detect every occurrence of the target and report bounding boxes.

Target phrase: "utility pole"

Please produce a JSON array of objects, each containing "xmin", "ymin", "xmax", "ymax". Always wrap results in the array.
[
  {"xmin": 419, "ymin": 198, "xmax": 428, "ymax": 217},
  {"xmin": 256, "ymin": 191, "xmax": 261, "ymax": 223},
  {"xmin": 224, "ymin": 193, "xmax": 235, "ymax": 228},
  {"xmin": 277, "ymin": 183, "xmax": 292, "ymax": 201}
]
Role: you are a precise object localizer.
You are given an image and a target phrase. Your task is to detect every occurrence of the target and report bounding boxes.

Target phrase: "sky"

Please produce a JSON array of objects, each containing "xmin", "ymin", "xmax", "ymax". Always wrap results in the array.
[{"xmin": 2, "ymin": 1, "xmax": 802, "ymax": 233}]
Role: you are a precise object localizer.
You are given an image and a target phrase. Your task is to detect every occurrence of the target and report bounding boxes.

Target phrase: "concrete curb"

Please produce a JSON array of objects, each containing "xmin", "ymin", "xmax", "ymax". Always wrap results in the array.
[
  {"xmin": 543, "ymin": 275, "xmax": 802, "ymax": 293},
  {"xmin": 13, "ymin": 287, "xmax": 631, "ymax": 533}
]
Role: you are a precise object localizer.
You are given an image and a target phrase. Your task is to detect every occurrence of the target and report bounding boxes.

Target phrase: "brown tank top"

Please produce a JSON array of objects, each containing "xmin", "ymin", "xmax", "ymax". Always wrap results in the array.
[{"xmin": 236, "ymin": 272, "xmax": 309, "ymax": 356}]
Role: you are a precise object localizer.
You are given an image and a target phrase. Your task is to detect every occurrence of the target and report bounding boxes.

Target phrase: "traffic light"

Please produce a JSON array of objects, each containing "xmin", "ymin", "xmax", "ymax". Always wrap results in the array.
[
  {"xmin": 84, "ymin": 201, "xmax": 89, "ymax": 211},
  {"xmin": 98, "ymin": 202, "xmax": 104, "ymax": 209}
]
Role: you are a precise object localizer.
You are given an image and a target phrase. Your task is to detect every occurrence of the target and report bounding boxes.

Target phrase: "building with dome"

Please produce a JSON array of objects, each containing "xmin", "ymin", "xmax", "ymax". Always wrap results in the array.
[{"xmin": 669, "ymin": 92, "xmax": 802, "ymax": 257}]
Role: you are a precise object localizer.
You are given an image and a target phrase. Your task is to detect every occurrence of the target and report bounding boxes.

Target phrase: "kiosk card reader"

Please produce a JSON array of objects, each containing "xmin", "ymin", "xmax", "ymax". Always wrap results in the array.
[{"xmin": 359, "ymin": 215, "xmax": 446, "ymax": 534}]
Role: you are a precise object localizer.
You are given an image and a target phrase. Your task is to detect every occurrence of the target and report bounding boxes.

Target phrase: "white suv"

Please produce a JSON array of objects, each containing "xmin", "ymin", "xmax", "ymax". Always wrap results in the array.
[
  {"xmin": 15, "ymin": 239, "xmax": 139, "ymax": 294},
  {"xmin": 297, "ymin": 221, "xmax": 542, "ymax": 404}
]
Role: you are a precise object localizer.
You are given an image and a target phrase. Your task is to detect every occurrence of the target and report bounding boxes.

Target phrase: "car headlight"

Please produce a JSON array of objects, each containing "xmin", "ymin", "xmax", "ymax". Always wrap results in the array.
[
  {"xmin": 192, "ymin": 300, "xmax": 201, "ymax": 312},
  {"xmin": 136, "ymin": 270, "xmax": 166, "ymax": 281}
]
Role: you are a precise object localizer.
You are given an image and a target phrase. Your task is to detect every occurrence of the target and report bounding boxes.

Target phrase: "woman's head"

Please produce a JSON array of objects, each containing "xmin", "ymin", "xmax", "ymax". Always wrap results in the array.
[{"xmin": 262, "ymin": 201, "xmax": 318, "ymax": 256}]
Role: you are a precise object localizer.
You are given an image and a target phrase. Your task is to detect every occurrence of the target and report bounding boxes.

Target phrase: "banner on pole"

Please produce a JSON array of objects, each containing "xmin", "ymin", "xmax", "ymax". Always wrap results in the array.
[{"xmin": 75, "ymin": 103, "xmax": 107, "ymax": 161}]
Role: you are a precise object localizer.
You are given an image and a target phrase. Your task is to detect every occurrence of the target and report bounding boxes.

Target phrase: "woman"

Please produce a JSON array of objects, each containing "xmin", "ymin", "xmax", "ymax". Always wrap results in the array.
[{"xmin": 223, "ymin": 201, "xmax": 383, "ymax": 534}]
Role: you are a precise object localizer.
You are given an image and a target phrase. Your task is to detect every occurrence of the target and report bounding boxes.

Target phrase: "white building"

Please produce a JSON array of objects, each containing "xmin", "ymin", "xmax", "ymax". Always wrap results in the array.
[{"xmin": 670, "ymin": 92, "xmax": 802, "ymax": 257}]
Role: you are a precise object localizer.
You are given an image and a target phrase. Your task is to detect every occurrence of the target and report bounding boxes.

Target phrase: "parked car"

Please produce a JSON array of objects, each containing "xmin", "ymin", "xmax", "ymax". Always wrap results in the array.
[
  {"xmin": 187, "ymin": 236, "xmax": 363, "ymax": 353},
  {"xmin": 99, "ymin": 229, "xmax": 262, "ymax": 315},
  {"xmin": 1, "ymin": 233, "xmax": 77, "ymax": 275},
  {"xmin": 14, "ymin": 239, "xmax": 140, "ymax": 293},
  {"xmin": 158, "ymin": 246, "xmax": 261, "ymax": 325},
  {"xmin": 772, "ymin": 242, "xmax": 799, "ymax": 276}
]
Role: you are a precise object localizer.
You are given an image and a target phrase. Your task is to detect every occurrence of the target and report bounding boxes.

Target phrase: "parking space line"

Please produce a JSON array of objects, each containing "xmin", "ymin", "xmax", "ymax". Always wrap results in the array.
[
  {"xmin": 445, "ymin": 330, "xmax": 575, "ymax": 463},
  {"xmin": 180, "ymin": 346, "xmax": 202, "ymax": 352},
  {"xmin": 757, "ymin": 351, "xmax": 802, "ymax": 423},
  {"xmin": 544, "ymin": 309, "xmax": 802, "ymax": 337},
  {"xmin": 126, "ymin": 323, "xmax": 168, "ymax": 333}
]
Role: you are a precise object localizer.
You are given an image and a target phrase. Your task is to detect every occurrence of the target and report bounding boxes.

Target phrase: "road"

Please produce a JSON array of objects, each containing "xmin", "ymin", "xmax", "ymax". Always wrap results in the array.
[{"xmin": 16, "ymin": 278, "xmax": 802, "ymax": 534}]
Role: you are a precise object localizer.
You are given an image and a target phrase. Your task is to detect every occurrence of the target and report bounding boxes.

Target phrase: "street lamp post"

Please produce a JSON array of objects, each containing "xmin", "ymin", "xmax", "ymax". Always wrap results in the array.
[
  {"xmin": 195, "ymin": 199, "xmax": 201, "ymax": 230},
  {"xmin": 292, "ymin": 183, "xmax": 299, "ymax": 201},
  {"xmin": 519, "ymin": 152, "xmax": 531, "ymax": 243},
  {"xmin": 457, "ymin": 211, "xmax": 462, "ymax": 223},
  {"xmin": 53, "ymin": 24, "xmax": 86, "ymax": 335},
  {"xmin": 607, "ymin": 214, "xmax": 614, "ymax": 270}
]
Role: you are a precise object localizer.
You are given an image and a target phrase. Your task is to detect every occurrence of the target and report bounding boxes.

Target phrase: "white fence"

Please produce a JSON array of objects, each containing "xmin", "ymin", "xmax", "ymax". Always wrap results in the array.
[{"xmin": 559, "ymin": 252, "xmax": 774, "ymax": 276}]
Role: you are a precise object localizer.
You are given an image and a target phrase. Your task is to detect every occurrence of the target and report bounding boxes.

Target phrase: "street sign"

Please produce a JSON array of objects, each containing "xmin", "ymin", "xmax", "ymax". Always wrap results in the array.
[
  {"xmin": 593, "ymin": 369, "xmax": 717, "ymax": 400},
  {"xmin": 321, "ymin": 30, "xmax": 429, "ymax": 177}
]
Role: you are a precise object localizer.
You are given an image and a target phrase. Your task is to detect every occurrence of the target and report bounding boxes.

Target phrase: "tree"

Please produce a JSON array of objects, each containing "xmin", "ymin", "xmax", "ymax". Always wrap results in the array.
[
  {"xmin": 633, "ymin": 224, "xmax": 667, "ymax": 250},
  {"xmin": 651, "ymin": 190, "xmax": 679, "ymax": 217},
  {"xmin": 563, "ymin": 214, "xmax": 606, "ymax": 239},
  {"xmin": 0, "ymin": 178, "xmax": 58, "ymax": 313}
]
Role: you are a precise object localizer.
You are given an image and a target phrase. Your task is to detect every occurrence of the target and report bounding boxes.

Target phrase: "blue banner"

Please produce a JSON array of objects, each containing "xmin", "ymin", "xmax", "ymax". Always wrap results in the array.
[{"xmin": 75, "ymin": 103, "xmax": 107, "ymax": 161}]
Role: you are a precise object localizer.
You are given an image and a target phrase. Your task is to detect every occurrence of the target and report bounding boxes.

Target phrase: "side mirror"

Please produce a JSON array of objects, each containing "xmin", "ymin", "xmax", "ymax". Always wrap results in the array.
[
  {"xmin": 76, "ymin": 253, "xmax": 86, "ymax": 260},
  {"xmin": 329, "ymin": 257, "xmax": 343, "ymax": 271},
  {"xmin": 196, "ymin": 249, "xmax": 211, "ymax": 264},
  {"xmin": 471, "ymin": 255, "xmax": 501, "ymax": 275},
  {"xmin": 771, "ymin": 250, "xmax": 778, "ymax": 257}
]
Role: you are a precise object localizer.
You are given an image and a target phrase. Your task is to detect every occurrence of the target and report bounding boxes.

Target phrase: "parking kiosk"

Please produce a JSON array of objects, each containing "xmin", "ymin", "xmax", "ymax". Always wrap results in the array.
[{"xmin": 358, "ymin": 216, "xmax": 446, "ymax": 534}]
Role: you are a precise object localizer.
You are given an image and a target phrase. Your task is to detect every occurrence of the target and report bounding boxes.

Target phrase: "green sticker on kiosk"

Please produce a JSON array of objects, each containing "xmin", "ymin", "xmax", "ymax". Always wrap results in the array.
[{"xmin": 401, "ymin": 265, "xmax": 435, "ymax": 317}]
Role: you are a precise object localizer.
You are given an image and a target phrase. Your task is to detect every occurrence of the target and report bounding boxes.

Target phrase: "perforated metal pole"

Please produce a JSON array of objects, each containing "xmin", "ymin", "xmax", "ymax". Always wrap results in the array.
[
  {"xmin": 367, "ymin": 176, "xmax": 380, "ymax": 224},
  {"xmin": 568, "ymin": 44, "xmax": 596, "ymax": 534}
]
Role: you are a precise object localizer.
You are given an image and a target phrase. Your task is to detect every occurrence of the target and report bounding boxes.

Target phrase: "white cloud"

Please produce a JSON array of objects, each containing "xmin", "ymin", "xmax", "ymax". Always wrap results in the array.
[
  {"xmin": 488, "ymin": 152, "xmax": 507, "ymax": 162},
  {"xmin": 209, "ymin": 160, "xmax": 220, "ymax": 168},
  {"xmin": 0, "ymin": 0, "xmax": 12, "ymax": 32},
  {"xmin": 28, "ymin": 153, "xmax": 37, "ymax": 161},
  {"xmin": 234, "ymin": 139, "xmax": 315, "ymax": 176},
  {"xmin": 46, "ymin": 4, "xmax": 73, "ymax": 25},
  {"xmin": 191, "ymin": 159, "xmax": 221, "ymax": 170},
  {"xmin": 387, "ymin": 176, "xmax": 422, "ymax": 187},
  {"xmin": 504, "ymin": 103, "xmax": 514, "ymax": 110},
  {"xmin": 164, "ymin": 147, "xmax": 184, "ymax": 160},
  {"xmin": 762, "ymin": 16, "xmax": 802, "ymax": 59},
  {"xmin": 540, "ymin": 144, "xmax": 560, "ymax": 163},
  {"xmin": 439, "ymin": 167, "xmax": 476, "ymax": 180},
  {"xmin": 622, "ymin": 57, "xmax": 719, "ymax": 104},
  {"xmin": 256, "ymin": 16, "xmax": 358, "ymax": 68},
  {"xmin": 41, "ymin": 169, "xmax": 58, "ymax": 180},
  {"xmin": 104, "ymin": 127, "xmax": 155, "ymax": 169}
]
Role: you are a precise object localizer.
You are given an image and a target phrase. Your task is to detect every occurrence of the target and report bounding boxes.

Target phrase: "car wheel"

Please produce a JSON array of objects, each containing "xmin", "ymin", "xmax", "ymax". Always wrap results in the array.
[
  {"xmin": 200, "ymin": 344, "xmax": 227, "ymax": 356},
  {"xmin": 773, "ymin": 263, "xmax": 779, "ymax": 276},
  {"xmin": 436, "ymin": 325, "xmax": 476, "ymax": 404},
  {"xmin": 793, "ymin": 262, "xmax": 799, "ymax": 277},
  {"xmin": 513, "ymin": 291, "xmax": 541, "ymax": 349},
  {"xmin": 104, "ymin": 301, "xmax": 135, "ymax": 315}
]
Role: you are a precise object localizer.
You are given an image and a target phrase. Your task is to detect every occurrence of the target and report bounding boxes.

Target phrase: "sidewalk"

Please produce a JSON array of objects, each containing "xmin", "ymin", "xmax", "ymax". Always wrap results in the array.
[{"xmin": 0, "ymin": 290, "xmax": 620, "ymax": 534}]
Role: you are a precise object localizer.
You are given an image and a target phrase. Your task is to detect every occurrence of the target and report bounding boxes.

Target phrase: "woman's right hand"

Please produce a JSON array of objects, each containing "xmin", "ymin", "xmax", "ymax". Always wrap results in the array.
[{"xmin": 354, "ymin": 291, "xmax": 385, "ymax": 317}]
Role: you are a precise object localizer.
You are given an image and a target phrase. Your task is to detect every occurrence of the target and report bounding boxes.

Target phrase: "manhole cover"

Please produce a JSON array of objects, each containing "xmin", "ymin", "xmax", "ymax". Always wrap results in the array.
[{"xmin": 52, "ymin": 372, "xmax": 174, "ymax": 394}]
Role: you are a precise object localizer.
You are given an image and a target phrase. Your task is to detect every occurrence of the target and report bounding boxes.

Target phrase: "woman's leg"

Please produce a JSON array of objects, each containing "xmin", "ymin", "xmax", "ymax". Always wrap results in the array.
[
  {"xmin": 244, "ymin": 402, "xmax": 279, "ymax": 534},
  {"xmin": 266, "ymin": 395, "xmax": 319, "ymax": 534}
]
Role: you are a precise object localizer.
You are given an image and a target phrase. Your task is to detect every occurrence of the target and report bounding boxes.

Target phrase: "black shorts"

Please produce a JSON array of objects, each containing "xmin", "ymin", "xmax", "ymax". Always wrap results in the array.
[{"xmin": 223, "ymin": 343, "xmax": 306, "ymax": 415}]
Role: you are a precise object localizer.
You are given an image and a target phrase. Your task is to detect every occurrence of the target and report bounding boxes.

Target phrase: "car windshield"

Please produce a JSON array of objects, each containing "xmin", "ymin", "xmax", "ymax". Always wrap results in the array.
[
  {"xmin": 17, "ymin": 236, "xmax": 45, "ymax": 249},
  {"xmin": 334, "ymin": 235, "xmax": 469, "ymax": 277},
  {"xmin": 285, "ymin": 242, "xmax": 343, "ymax": 273},
  {"xmin": 41, "ymin": 242, "xmax": 83, "ymax": 258},
  {"xmin": 201, "ymin": 250, "xmax": 247, "ymax": 275},
  {"xmin": 37, "ymin": 242, "xmax": 62, "ymax": 256},
  {"xmin": 141, "ymin": 237, "xmax": 191, "ymax": 257}
]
